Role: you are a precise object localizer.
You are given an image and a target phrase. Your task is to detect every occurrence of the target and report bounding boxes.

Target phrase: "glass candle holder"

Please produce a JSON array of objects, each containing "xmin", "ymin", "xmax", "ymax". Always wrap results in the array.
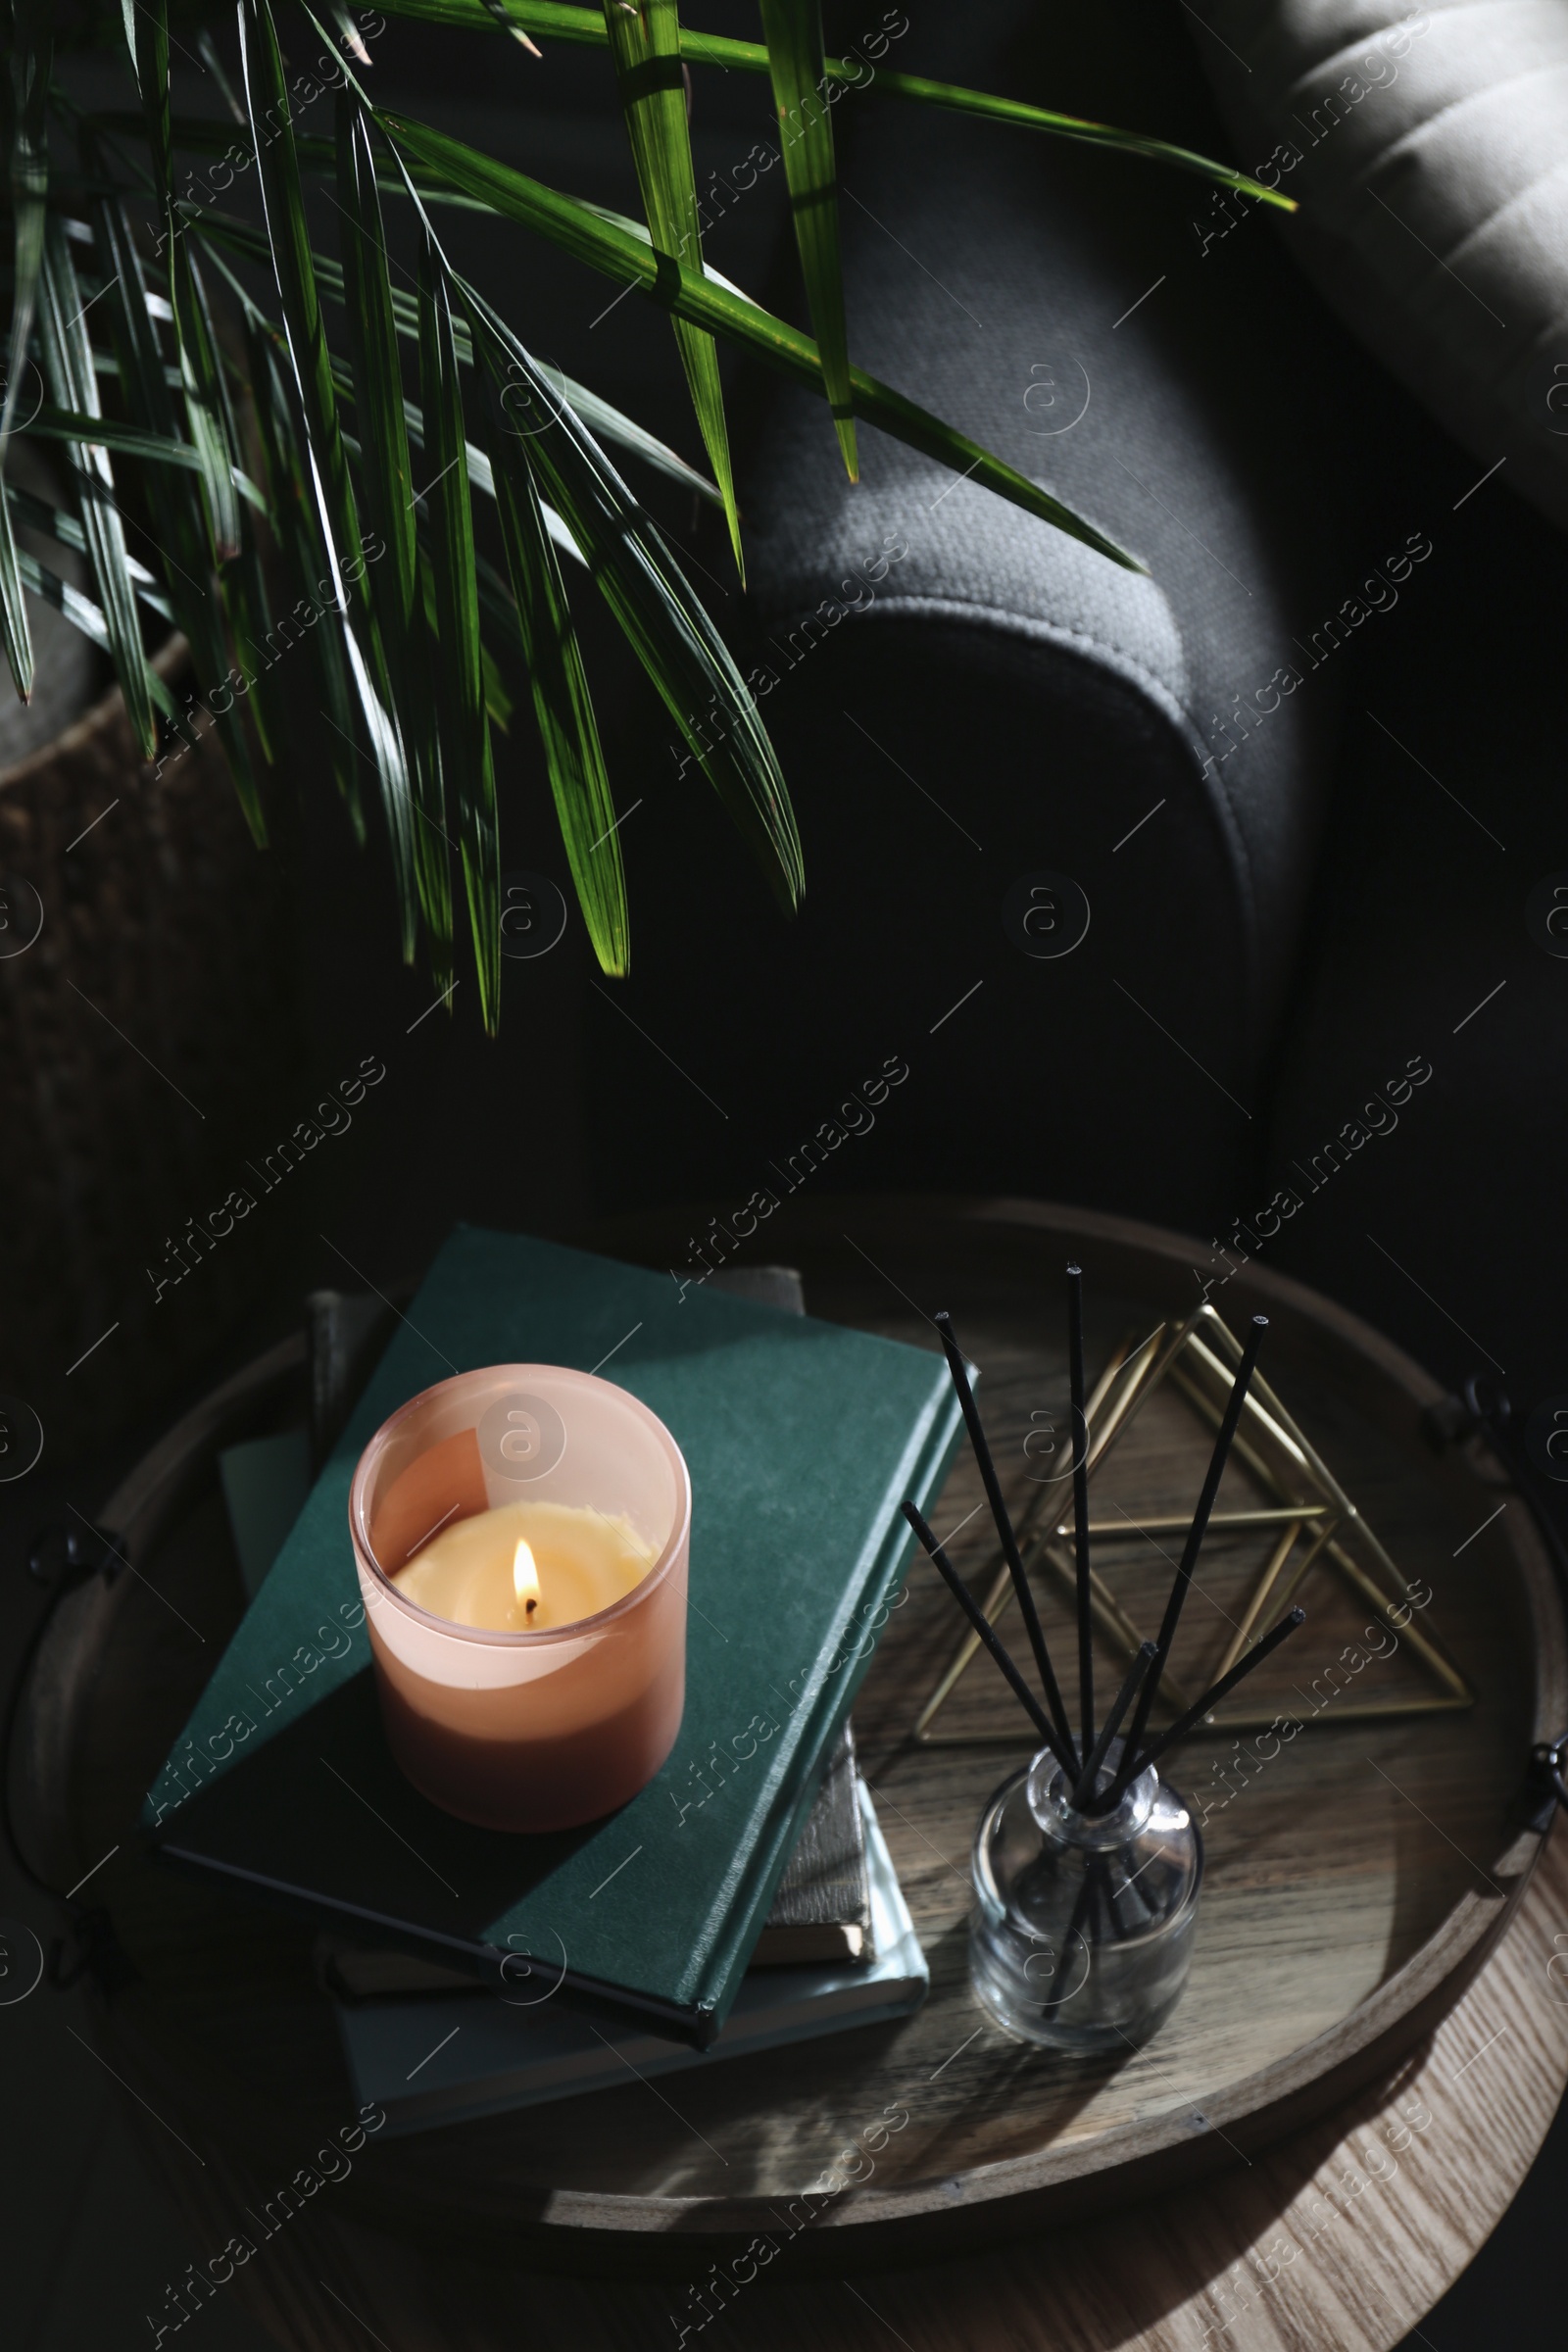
[
  {"xmin": 349, "ymin": 1365, "xmax": 690, "ymax": 1834},
  {"xmin": 969, "ymin": 1740, "xmax": 1201, "ymax": 2050}
]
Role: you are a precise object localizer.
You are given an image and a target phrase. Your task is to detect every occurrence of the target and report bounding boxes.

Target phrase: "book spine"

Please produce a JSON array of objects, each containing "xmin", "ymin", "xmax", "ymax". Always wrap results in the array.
[{"xmin": 679, "ymin": 1375, "xmax": 966, "ymax": 2033}]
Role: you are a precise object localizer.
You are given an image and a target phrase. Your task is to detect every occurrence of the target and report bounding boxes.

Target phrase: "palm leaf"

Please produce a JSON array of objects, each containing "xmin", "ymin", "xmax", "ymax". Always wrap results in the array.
[
  {"xmin": 477, "ymin": 0, "xmax": 541, "ymax": 50},
  {"xmin": 24, "ymin": 399, "xmax": 269, "ymax": 514},
  {"xmin": 35, "ymin": 217, "xmax": 156, "ymax": 754},
  {"xmin": 326, "ymin": 2, "xmax": 373, "ymax": 62},
  {"xmin": 550, "ymin": 371, "xmax": 718, "ymax": 505},
  {"xmin": 195, "ymin": 24, "xmax": 248, "ymax": 120},
  {"xmin": 335, "ymin": 356, "xmax": 591, "ymax": 596},
  {"xmin": 0, "ymin": 467, "xmax": 30, "ymax": 701},
  {"xmin": 175, "ymin": 181, "xmax": 724, "ymax": 506},
  {"xmin": 26, "ymin": 405, "xmax": 207, "ymax": 470},
  {"xmin": 122, "ymin": 0, "xmax": 244, "ymax": 586},
  {"xmin": 369, "ymin": 0, "xmax": 1297, "ymax": 212},
  {"xmin": 236, "ymin": 0, "xmax": 364, "ymax": 594},
  {"xmin": 284, "ymin": 32, "xmax": 782, "ymax": 950},
  {"xmin": 479, "ymin": 633, "xmax": 513, "ymax": 731},
  {"xmin": 758, "ymin": 0, "xmax": 855, "ymax": 479},
  {"xmin": 335, "ymin": 97, "xmax": 453, "ymax": 975},
  {"xmin": 335, "ymin": 102, "xmax": 418, "ymax": 630},
  {"xmin": 601, "ymin": 0, "xmax": 742, "ymax": 574},
  {"xmin": 121, "ymin": 0, "xmax": 172, "ymax": 179},
  {"xmin": 108, "ymin": 112, "xmax": 500, "ymax": 212},
  {"xmin": 88, "ymin": 189, "xmax": 179, "ymax": 440},
  {"xmin": 170, "ymin": 241, "xmax": 243, "ymax": 562},
  {"xmin": 1, "ymin": 0, "xmax": 49, "ymax": 697},
  {"xmin": 468, "ymin": 325, "xmax": 627, "ymax": 976},
  {"xmin": 87, "ymin": 176, "xmax": 270, "ymax": 832},
  {"xmin": 380, "ymin": 110, "xmax": 1141, "ymax": 568},
  {"xmin": 864, "ymin": 67, "xmax": 1298, "ymax": 211},
  {"xmin": 185, "ymin": 252, "xmax": 285, "ymax": 769},
  {"xmin": 12, "ymin": 544, "xmax": 176, "ymax": 720},
  {"xmin": 3, "ymin": 0, "xmax": 51, "ymax": 456},
  {"xmin": 5, "ymin": 479, "xmax": 172, "ymax": 618},
  {"xmin": 329, "ymin": 353, "xmax": 565, "ymax": 559},
  {"xmin": 238, "ymin": 0, "xmax": 419, "ymax": 947},
  {"xmin": 219, "ymin": 494, "xmax": 285, "ymax": 772},
  {"xmin": 416, "ymin": 225, "xmax": 494, "ymax": 1016},
  {"xmin": 457, "ymin": 272, "xmax": 804, "ymax": 911},
  {"xmin": 247, "ymin": 312, "xmax": 367, "ymax": 844}
]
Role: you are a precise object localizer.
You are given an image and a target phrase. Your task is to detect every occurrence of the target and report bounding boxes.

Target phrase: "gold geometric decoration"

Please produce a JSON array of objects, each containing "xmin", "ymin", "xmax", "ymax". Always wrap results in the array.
[{"xmin": 912, "ymin": 1302, "xmax": 1472, "ymax": 1745}]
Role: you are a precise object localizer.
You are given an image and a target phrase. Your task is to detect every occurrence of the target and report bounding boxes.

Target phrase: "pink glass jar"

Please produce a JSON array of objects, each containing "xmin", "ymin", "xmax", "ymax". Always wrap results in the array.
[{"xmin": 349, "ymin": 1364, "xmax": 690, "ymax": 1833}]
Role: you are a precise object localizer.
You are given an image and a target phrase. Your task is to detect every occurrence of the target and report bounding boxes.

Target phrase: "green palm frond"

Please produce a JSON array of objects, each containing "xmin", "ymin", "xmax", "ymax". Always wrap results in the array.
[
  {"xmin": 601, "ymin": 0, "xmax": 743, "ymax": 575},
  {"xmin": 3, "ymin": 0, "xmax": 51, "ymax": 456},
  {"xmin": 159, "ymin": 158, "xmax": 721, "ymax": 505},
  {"xmin": 471, "ymin": 363, "xmax": 628, "ymax": 976},
  {"xmin": 0, "ymin": 453, "xmax": 30, "ymax": 702},
  {"xmin": 378, "ymin": 113, "xmax": 1140, "ymax": 568},
  {"xmin": 247, "ymin": 310, "xmax": 366, "ymax": 841},
  {"xmin": 370, "ymin": 0, "xmax": 1298, "ymax": 213},
  {"xmin": 1, "ymin": 0, "xmax": 1294, "ymax": 1012},
  {"xmin": 170, "ymin": 242, "xmax": 242, "ymax": 563},
  {"xmin": 416, "ymin": 223, "xmax": 484, "ymax": 1007},
  {"xmin": 759, "ymin": 0, "xmax": 856, "ymax": 480},
  {"xmin": 1, "ymin": 0, "xmax": 52, "ymax": 697},
  {"xmin": 36, "ymin": 216, "xmax": 155, "ymax": 753},
  {"xmin": 238, "ymin": 0, "xmax": 424, "ymax": 956},
  {"xmin": 11, "ymin": 538, "xmax": 176, "ymax": 723},
  {"xmin": 335, "ymin": 103, "xmax": 417, "ymax": 627},
  {"xmin": 462, "ymin": 273, "xmax": 805, "ymax": 913},
  {"xmin": 87, "ymin": 172, "xmax": 270, "ymax": 832}
]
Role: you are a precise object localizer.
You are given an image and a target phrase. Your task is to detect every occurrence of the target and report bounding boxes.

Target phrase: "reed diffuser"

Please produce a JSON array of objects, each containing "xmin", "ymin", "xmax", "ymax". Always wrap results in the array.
[{"xmin": 904, "ymin": 1271, "xmax": 1304, "ymax": 2051}]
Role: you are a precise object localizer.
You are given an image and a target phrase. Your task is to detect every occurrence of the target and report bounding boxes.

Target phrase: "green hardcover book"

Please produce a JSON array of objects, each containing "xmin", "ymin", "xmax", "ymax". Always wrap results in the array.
[{"xmin": 147, "ymin": 1227, "xmax": 961, "ymax": 2047}]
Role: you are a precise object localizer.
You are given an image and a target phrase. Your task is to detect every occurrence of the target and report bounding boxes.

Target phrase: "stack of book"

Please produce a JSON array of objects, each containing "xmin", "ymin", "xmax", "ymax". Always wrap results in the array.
[
  {"xmin": 322, "ymin": 1724, "xmax": 927, "ymax": 2133},
  {"xmin": 148, "ymin": 1229, "xmax": 962, "ymax": 2126}
]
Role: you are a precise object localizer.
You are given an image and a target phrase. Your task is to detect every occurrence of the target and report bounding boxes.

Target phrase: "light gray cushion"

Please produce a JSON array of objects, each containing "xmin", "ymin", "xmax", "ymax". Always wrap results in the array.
[{"xmin": 1188, "ymin": 0, "xmax": 1568, "ymax": 529}]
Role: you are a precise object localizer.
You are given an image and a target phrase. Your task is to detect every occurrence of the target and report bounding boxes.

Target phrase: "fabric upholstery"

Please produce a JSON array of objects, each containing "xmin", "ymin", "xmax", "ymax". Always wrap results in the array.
[
  {"xmin": 589, "ymin": 0, "xmax": 1367, "ymax": 1233},
  {"xmin": 1254, "ymin": 392, "xmax": 1568, "ymax": 1407},
  {"xmin": 1189, "ymin": 0, "xmax": 1568, "ymax": 532}
]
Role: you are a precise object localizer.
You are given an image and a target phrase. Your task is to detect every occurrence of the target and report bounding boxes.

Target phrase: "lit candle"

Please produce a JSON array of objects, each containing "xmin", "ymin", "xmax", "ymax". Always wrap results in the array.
[
  {"xmin": 350, "ymin": 1367, "xmax": 690, "ymax": 1834},
  {"xmin": 515, "ymin": 1539, "xmax": 539, "ymax": 1620},
  {"xmin": 391, "ymin": 1500, "xmax": 658, "ymax": 1633}
]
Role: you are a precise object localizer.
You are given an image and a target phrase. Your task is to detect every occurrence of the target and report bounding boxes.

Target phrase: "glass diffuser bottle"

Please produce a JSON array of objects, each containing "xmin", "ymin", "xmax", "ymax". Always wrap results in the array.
[
  {"xmin": 905, "ymin": 1281, "xmax": 1301, "ymax": 2062},
  {"xmin": 970, "ymin": 1739, "xmax": 1201, "ymax": 2050}
]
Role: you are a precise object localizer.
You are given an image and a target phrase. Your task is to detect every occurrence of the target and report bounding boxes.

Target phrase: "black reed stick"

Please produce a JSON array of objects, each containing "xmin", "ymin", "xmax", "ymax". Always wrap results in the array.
[
  {"xmin": 1072, "ymin": 1641, "xmax": 1156, "ymax": 1809},
  {"xmin": 1066, "ymin": 1262, "xmax": 1095, "ymax": 1756},
  {"xmin": 934, "ymin": 1311, "xmax": 1076, "ymax": 1755},
  {"xmin": 901, "ymin": 1501, "xmax": 1076, "ymax": 1775},
  {"xmin": 1055, "ymin": 1852, "xmax": 1100, "ymax": 2000},
  {"xmin": 1124, "ymin": 1606, "xmax": 1305, "ymax": 1780},
  {"xmin": 1110, "ymin": 1313, "xmax": 1269, "ymax": 1799}
]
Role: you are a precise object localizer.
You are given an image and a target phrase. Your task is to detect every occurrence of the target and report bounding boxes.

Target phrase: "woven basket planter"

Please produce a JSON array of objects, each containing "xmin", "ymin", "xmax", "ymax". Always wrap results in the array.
[{"xmin": 0, "ymin": 642, "xmax": 304, "ymax": 1463}]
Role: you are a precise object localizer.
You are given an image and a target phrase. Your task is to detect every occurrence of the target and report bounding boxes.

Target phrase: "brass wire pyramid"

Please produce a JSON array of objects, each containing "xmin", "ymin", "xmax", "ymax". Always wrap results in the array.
[{"xmin": 911, "ymin": 1303, "xmax": 1473, "ymax": 1745}]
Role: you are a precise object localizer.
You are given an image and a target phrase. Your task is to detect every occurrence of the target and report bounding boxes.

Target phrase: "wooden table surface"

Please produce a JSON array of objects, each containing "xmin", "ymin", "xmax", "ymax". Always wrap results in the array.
[{"xmin": 130, "ymin": 1807, "xmax": 1568, "ymax": 2351}]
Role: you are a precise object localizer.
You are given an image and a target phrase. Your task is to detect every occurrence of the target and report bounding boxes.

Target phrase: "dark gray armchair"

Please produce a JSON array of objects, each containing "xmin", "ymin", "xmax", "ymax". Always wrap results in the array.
[
  {"xmin": 592, "ymin": 0, "xmax": 1353, "ymax": 1226},
  {"xmin": 587, "ymin": 0, "xmax": 1568, "ymax": 1415}
]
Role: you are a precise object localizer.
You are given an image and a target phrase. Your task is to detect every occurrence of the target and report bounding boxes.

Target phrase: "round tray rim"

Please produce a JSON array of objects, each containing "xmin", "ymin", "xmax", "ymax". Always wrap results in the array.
[{"xmin": 27, "ymin": 1194, "xmax": 1567, "ymax": 2262}]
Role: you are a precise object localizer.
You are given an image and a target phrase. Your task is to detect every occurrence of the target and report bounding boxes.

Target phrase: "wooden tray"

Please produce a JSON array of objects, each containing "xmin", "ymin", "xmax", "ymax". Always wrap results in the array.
[{"xmin": 13, "ymin": 1196, "xmax": 1565, "ymax": 2278}]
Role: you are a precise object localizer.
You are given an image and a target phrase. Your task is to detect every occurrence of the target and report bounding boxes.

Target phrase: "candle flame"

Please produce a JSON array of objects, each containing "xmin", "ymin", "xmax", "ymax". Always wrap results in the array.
[{"xmin": 513, "ymin": 1538, "xmax": 540, "ymax": 1617}]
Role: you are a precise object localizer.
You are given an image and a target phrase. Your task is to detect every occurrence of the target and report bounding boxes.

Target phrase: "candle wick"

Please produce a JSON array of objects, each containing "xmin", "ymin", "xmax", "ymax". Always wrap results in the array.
[{"xmin": 513, "ymin": 1537, "xmax": 541, "ymax": 1620}]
